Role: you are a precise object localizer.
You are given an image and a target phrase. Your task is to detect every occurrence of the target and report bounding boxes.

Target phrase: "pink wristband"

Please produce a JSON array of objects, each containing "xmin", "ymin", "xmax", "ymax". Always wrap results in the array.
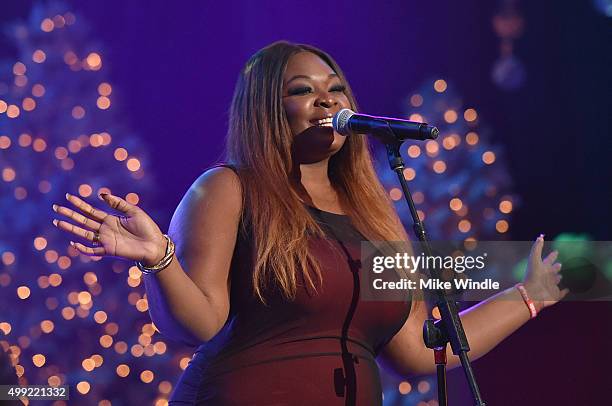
[{"xmin": 515, "ymin": 283, "xmax": 537, "ymax": 319}]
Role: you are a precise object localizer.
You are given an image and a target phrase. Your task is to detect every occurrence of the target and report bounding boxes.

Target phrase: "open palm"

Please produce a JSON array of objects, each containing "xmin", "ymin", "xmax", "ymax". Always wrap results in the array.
[
  {"xmin": 52, "ymin": 192, "xmax": 165, "ymax": 265},
  {"xmin": 524, "ymin": 235, "xmax": 569, "ymax": 310}
]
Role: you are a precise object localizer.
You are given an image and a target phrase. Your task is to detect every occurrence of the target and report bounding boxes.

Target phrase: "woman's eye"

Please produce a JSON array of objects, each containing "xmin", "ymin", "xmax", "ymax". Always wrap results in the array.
[
  {"xmin": 286, "ymin": 84, "xmax": 345, "ymax": 96},
  {"xmin": 287, "ymin": 86, "xmax": 312, "ymax": 96}
]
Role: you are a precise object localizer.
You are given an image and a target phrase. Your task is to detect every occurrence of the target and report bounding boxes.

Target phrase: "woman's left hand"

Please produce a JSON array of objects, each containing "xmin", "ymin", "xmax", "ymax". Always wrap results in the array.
[{"xmin": 523, "ymin": 235, "xmax": 569, "ymax": 312}]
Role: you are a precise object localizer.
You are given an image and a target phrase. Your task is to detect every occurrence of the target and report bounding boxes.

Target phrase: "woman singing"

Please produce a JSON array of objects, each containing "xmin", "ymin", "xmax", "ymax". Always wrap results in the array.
[{"xmin": 51, "ymin": 41, "xmax": 567, "ymax": 405}]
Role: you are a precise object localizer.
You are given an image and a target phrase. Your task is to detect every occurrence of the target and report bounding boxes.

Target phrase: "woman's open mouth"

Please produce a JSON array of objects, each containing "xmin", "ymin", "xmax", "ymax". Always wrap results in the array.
[{"xmin": 310, "ymin": 117, "xmax": 333, "ymax": 127}]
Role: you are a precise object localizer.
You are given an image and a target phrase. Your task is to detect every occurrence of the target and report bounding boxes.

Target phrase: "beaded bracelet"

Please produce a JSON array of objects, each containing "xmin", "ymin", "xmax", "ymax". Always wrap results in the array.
[
  {"xmin": 135, "ymin": 234, "xmax": 175, "ymax": 275},
  {"xmin": 515, "ymin": 283, "xmax": 538, "ymax": 319}
]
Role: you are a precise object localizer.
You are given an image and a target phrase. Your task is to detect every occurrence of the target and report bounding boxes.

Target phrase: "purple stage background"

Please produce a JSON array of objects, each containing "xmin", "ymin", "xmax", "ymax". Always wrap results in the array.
[{"xmin": 1, "ymin": 0, "xmax": 611, "ymax": 405}]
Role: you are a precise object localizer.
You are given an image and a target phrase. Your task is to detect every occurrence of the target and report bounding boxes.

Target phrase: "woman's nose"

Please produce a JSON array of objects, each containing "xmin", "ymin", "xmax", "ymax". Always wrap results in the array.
[{"xmin": 315, "ymin": 93, "xmax": 338, "ymax": 108}]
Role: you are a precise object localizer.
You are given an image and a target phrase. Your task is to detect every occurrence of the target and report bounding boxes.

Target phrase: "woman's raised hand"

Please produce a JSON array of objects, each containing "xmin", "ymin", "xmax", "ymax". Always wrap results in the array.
[
  {"xmin": 52, "ymin": 193, "xmax": 167, "ymax": 266},
  {"xmin": 523, "ymin": 235, "xmax": 569, "ymax": 311}
]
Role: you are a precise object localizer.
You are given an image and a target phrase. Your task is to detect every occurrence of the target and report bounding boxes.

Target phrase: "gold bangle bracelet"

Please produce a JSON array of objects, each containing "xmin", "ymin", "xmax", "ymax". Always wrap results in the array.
[{"xmin": 135, "ymin": 234, "xmax": 175, "ymax": 275}]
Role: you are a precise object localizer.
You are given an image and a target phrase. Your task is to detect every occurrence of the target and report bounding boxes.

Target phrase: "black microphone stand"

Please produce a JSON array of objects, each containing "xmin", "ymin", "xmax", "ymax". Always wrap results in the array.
[{"xmin": 383, "ymin": 137, "xmax": 486, "ymax": 406}]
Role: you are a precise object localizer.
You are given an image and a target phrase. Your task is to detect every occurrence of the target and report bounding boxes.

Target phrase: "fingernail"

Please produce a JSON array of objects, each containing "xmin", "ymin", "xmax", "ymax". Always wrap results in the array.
[
  {"xmin": 52, "ymin": 204, "xmax": 58, "ymax": 212},
  {"xmin": 538, "ymin": 233, "xmax": 545, "ymax": 240},
  {"xmin": 52, "ymin": 219, "xmax": 58, "ymax": 226},
  {"xmin": 69, "ymin": 241, "xmax": 74, "ymax": 246},
  {"xmin": 65, "ymin": 193, "xmax": 71, "ymax": 200}
]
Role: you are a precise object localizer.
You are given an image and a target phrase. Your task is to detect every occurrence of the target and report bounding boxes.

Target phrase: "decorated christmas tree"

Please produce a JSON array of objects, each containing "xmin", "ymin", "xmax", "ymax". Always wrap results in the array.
[
  {"xmin": 377, "ymin": 79, "xmax": 517, "ymax": 242},
  {"xmin": 0, "ymin": 2, "xmax": 191, "ymax": 405}
]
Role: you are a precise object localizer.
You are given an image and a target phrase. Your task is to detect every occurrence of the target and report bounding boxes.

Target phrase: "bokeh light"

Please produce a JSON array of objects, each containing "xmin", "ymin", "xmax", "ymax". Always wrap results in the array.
[
  {"xmin": 410, "ymin": 94, "xmax": 423, "ymax": 107},
  {"xmin": 496, "ymin": 219, "xmax": 509, "ymax": 233},
  {"xmin": 499, "ymin": 199, "xmax": 513, "ymax": 213},
  {"xmin": 127, "ymin": 158, "xmax": 141, "ymax": 172},
  {"xmin": 464, "ymin": 108, "xmax": 478, "ymax": 122},
  {"xmin": 86, "ymin": 53, "xmax": 102, "ymax": 70},
  {"xmin": 458, "ymin": 219, "xmax": 472, "ymax": 233},
  {"xmin": 32, "ymin": 49, "xmax": 46, "ymax": 63},
  {"xmin": 41, "ymin": 18, "xmax": 54, "ymax": 32},
  {"xmin": 77, "ymin": 381, "xmax": 91, "ymax": 394},
  {"xmin": 482, "ymin": 151, "xmax": 496, "ymax": 165},
  {"xmin": 22, "ymin": 97, "xmax": 37, "ymax": 111},
  {"xmin": 389, "ymin": 188, "xmax": 402, "ymax": 201},
  {"xmin": 403, "ymin": 168, "xmax": 416, "ymax": 181},
  {"xmin": 433, "ymin": 79, "xmax": 447, "ymax": 92},
  {"xmin": 399, "ymin": 381, "xmax": 412, "ymax": 395},
  {"xmin": 72, "ymin": 105, "xmax": 85, "ymax": 119},
  {"xmin": 78, "ymin": 184, "xmax": 93, "ymax": 197},
  {"xmin": 0, "ymin": 135, "xmax": 11, "ymax": 149},
  {"xmin": 417, "ymin": 380, "xmax": 431, "ymax": 394},
  {"xmin": 140, "ymin": 370, "xmax": 154, "ymax": 383},
  {"xmin": 425, "ymin": 140, "xmax": 439, "ymax": 156},
  {"xmin": 32, "ymin": 83, "xmax": 46, "ymax": 97},
  {"xmin": 432, "ymin": 160, "xmax": 447, "ymax": 174},
  {"xmin": 443, "ymin": 109, "xmax": 458, "ymax": 123},
  {"xmin": 7, "ymin": 105, "xmax": 20, "ymax": 118},
  {"xmin": 407, "ymin": 145, "xmax": 421, "ymax": 158},
  {"xmin": 32, "ymin": 353, "xmax": 46, "ymax": 367},
  {"xmin": 449, "ymin": 198, "xmax": 463, "ymax": 211},
  {"xmin": 17, "ymin": 286, "xmax": 31, "ymax": 299},
  {"xmin": 116, "ymin": 364, "xmax": 130, "ymax": 377},
  {"xmin": 114, "ymin": 147, "xmax": 128, "ymax": 161},
  {"xmin": 98, "ymin": 82, "xmax": 112, "ymax": 96},
  {"xmin": 97, "ymin": 96, "xmax": 111, "ymax": 109},
  {"xmin": 40, "ymin": 320, "xmax": 54, "ymax": 333},
  {"xmin": 409, "ymin": 113, "xmax": 424, "ymax": 122},
  {"xmin": 466, "ymin": 131, "xmax": 479, "ymax": 145}
]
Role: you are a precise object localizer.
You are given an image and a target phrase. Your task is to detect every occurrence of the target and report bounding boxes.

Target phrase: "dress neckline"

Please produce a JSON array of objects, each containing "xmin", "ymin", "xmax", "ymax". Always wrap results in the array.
[{"xmin": 305, "ymin": 205, "xmax": 348, "ymax": 218}]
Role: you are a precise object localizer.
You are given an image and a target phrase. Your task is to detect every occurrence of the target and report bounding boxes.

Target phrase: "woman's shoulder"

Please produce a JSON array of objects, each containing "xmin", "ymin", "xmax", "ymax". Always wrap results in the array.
[
  {"xmin": 192, "ymin": 164, "xmax": 242, "ymax": 194},
  {"xmin": 175, "ymin": 165, "xmax": 243, "ymax": 220}
]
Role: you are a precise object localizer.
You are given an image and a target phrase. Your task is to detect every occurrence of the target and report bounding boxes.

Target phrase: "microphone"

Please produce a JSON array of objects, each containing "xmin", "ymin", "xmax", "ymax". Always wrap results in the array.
[{"xmin": 332, "ymin": 108, "xmax": 439, "ymax": 143}]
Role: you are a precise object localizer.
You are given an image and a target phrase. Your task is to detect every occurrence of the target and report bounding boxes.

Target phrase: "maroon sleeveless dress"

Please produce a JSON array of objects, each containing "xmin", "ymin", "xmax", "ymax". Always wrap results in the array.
[{"xmin": 169, "ymin": 205, "xmax": 411, "ymax": 405}]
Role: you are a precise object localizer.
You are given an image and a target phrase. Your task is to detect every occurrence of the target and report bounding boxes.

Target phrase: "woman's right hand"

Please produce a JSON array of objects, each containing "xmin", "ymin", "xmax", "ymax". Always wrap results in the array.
[{"xmin": 52, "ymin": 192, "xmax": 167, "ymax": 266}]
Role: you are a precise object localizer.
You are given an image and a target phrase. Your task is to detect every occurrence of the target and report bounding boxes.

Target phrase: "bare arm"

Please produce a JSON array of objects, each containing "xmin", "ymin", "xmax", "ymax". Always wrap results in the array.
[
  {"xmin": 379, "ymin": 237, "xmax": 567, "ymax": 375},
  {"xmin": 144, "ymin": 167, "xmax": 242, "ymax": 345},
  {"xmin": 379, "ymin": 287, "xmax": 532, "ymax": 376},
  {"xmin": 51, "ymin": 166, "xmax": 241, "ymax": 345}
]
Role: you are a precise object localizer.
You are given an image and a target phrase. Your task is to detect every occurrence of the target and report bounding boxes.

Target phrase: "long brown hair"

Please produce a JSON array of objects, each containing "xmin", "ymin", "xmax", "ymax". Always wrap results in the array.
[{"xmin": 226, "ymin": 41, "xmax": 409, "ymax": 303}]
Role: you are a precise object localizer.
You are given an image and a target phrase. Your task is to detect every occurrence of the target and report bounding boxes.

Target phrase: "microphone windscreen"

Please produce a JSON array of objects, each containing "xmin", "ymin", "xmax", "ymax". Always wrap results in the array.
[{"xmin": 332, "ymin": 109, "xmax": 355, "ymax": 135}]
